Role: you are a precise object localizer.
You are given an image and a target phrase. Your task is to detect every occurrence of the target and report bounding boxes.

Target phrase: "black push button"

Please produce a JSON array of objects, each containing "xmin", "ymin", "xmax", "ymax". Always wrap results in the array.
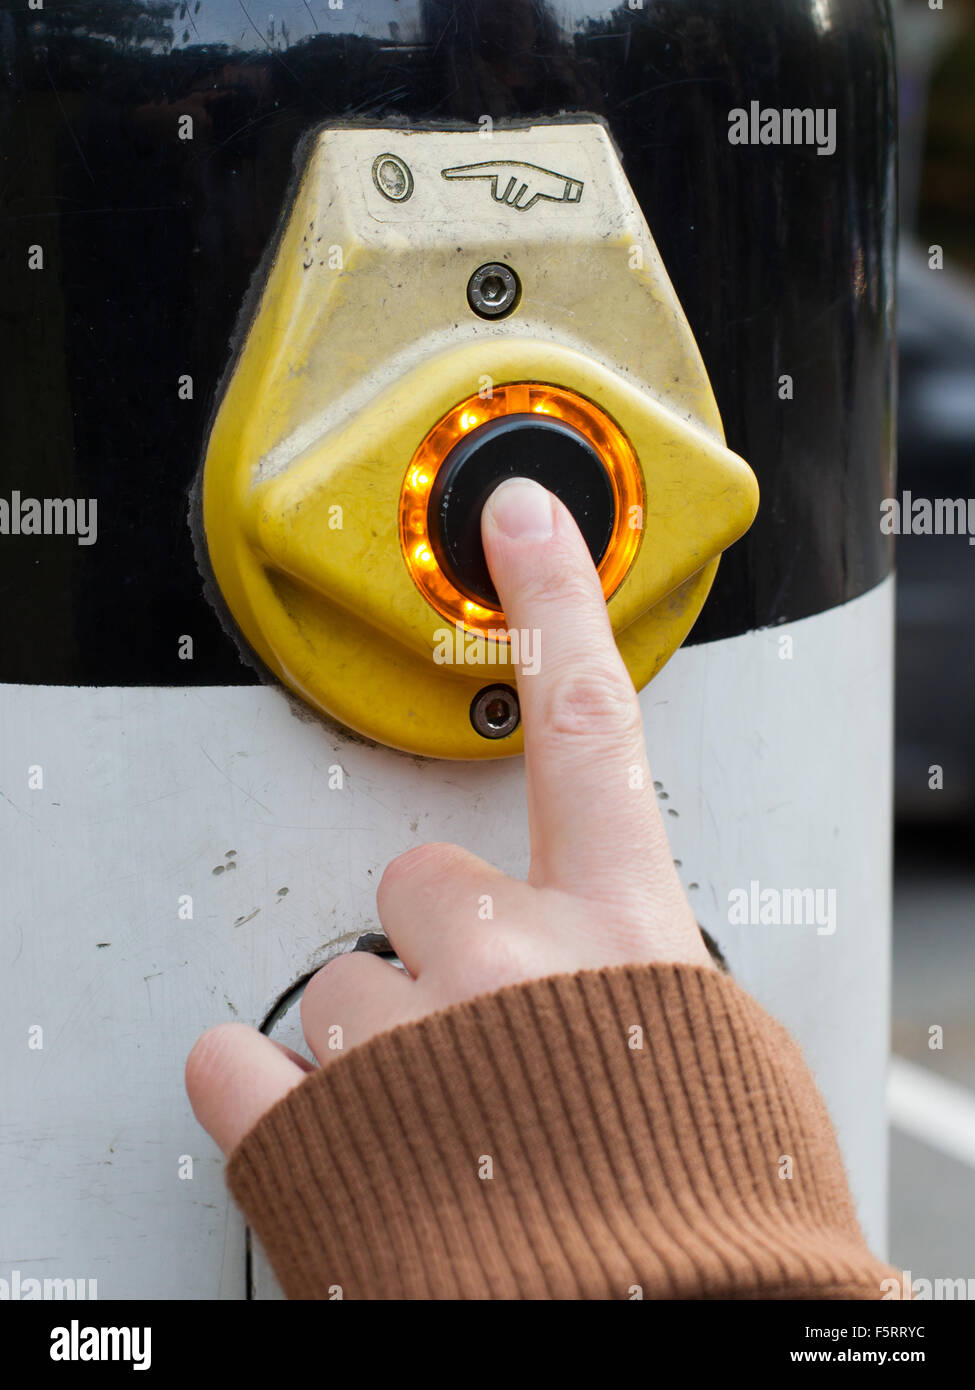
[{"xmin": 427, "ymin": 413, "xmax": 615, "ymax": 609}]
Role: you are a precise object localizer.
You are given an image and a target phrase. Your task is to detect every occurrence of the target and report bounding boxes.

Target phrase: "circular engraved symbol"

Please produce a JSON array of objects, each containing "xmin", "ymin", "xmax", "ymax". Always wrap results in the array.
[{"xmin": 372, "ymin": 153, "xmax": 414, "ymax": 203}]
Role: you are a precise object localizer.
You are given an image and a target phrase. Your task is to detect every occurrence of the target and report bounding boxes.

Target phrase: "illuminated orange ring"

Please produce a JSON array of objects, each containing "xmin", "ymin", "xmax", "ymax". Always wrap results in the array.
[{"xmin": 399, "ymin": 382, "xmax": 644, "ymax": 636}]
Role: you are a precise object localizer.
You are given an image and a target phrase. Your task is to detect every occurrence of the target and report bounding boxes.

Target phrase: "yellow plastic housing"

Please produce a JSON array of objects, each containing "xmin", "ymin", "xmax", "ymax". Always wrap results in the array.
[{"xmin": 201, "ymin": 123, "xmax": 759, "ymax": 759}]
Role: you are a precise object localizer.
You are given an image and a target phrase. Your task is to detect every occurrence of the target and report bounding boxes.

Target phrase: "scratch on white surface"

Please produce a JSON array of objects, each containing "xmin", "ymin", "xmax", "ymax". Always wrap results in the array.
[
  {"xmin": 198, "ymin": 745, "xmax": 273, "ymax": 815},
  {"xmin": 0, "ymin": 788, "xmax": 36, "ymax": 821}
]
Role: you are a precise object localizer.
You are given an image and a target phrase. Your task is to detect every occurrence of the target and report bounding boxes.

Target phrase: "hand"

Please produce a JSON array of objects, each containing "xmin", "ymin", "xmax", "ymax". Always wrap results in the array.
[
  {"xmin": 440, "ymin": 160, "xmax": 584, "ymax": 211},
  {"xmin": 186, "ymin": 477, "xmax": 711, "ymax": 1155}
]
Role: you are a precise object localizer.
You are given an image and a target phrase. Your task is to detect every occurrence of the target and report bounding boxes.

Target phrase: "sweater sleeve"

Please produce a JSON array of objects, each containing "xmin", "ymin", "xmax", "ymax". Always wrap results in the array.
[{"xmin": 225, "ymin": 961, "xmax": 899, "ymax": 1300}]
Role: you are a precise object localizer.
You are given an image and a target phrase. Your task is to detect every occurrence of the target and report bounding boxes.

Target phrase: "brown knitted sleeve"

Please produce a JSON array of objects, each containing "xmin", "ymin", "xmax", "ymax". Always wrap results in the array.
[{"xmin": 225, "ymin": 962, "xmax": 899, "ymax": 1300}]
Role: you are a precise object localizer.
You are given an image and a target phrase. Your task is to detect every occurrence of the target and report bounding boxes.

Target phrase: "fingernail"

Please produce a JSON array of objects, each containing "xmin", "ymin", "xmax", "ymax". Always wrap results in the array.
[{"xmin": 484, "ymin": 477, "xmax": 554, "ymax": 540}]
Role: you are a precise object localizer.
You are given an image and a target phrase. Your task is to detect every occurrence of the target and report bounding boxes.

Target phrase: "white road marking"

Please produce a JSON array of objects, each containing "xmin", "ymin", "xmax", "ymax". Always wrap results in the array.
[{"xmin": 889, "ymin": 1056, "xmax": 975, "ymax": 1169}]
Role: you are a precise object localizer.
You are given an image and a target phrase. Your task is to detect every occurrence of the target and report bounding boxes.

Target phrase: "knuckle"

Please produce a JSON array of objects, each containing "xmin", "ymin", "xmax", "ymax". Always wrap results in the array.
[
  {"xmin": 300, "ymin": 953, "xmax": 359, "ymax": 1021},
  {"xmin": 449, "ymin": 926, "xmax": 533, "ymax": 994},
  {"xmin": 378, "ymin": 841, "xmax": 464, "ymax": 897},
  {"xmin": 544, "ymin": 667, "xmax": 642, "ymax": 744}
]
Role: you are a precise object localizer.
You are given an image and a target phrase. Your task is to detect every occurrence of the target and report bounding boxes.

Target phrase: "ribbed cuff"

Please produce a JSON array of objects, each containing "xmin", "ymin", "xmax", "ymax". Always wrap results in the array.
[{"xmin": 226, "ymin": 963, "xmax": 897, "ymax": 1300}]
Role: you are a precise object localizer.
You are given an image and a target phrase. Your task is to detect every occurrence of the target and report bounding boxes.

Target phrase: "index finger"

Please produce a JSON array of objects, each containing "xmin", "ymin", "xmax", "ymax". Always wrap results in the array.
[{"xmin": 480, "ymin": 476, "xmax": 674, "ymax": 904}]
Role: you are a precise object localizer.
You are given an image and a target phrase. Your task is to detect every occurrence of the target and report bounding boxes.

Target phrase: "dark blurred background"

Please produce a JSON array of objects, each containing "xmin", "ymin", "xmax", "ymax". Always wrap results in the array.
[{"xmin": 890, "ymin": 0, "xmax": 975, "ymax": 1278}]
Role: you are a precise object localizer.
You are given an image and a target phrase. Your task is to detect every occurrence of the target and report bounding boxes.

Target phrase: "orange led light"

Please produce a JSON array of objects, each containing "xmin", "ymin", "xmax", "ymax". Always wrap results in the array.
[{"xmin": 399, "ymin": 382, "xmax": 644, "ymax": 636}]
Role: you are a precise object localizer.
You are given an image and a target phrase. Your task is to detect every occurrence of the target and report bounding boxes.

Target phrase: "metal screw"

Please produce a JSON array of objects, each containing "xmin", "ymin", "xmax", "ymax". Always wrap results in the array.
[
  {"xmin": 372, "ymin": 152, "xmax": 414, "ymax": 202},
  {"xmin": 470, "ymin": 683, "xmax": 520, "ymax": 739},
  {"xmin": 467, "ymin": 263, "xmax": 520, "ymax": 319}
]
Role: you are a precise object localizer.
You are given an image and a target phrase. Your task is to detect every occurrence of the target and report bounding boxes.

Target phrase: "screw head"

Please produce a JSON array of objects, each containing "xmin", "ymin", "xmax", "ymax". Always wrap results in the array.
[
  {"xmin": 372, "ymin": 152, "xmax": 414, "ymax": 202},
  {"xmin": 467, "ymin": 263, "xmax": 520, "ymax": 319},
  {"xmin": 470, "ymin": 683, "xmax": 520, "ymax": 739}
]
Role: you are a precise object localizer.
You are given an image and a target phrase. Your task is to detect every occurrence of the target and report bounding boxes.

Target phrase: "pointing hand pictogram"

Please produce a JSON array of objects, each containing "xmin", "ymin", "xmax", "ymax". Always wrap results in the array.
[{"xmin": 441, "ymin": 160, "xmax": 584, "ymax": 211}]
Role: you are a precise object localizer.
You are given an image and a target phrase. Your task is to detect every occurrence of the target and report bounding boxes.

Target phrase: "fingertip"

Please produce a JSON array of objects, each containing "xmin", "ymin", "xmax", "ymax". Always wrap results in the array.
[
  {"xmin": 481, "ymin": 476, "xmax": 555, "ymax": 542},
  {"xmin": 184, "ymin": 1021, "xmax": 252, "ymax": 1098},
  {"xmin": 185, "ymin": 1021, "xmax": 306, "ymax": 1155}
]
